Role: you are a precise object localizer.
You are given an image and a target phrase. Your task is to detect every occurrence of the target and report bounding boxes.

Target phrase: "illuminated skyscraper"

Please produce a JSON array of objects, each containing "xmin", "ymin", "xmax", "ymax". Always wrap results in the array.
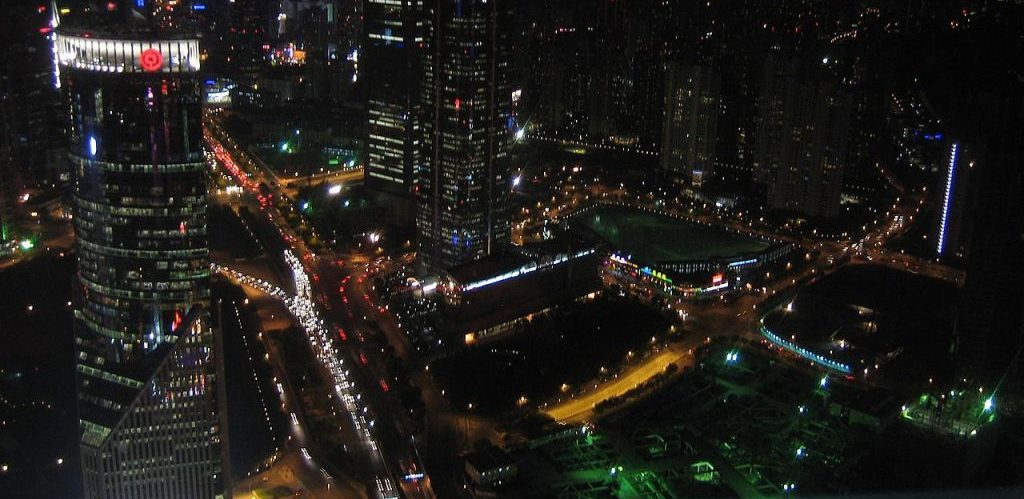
[
  {"xmin": 418, "ymin": 0, "xmax": 513, "ymax": 272},
  {"xmin": 365, "ymin": 0, "xmax": 424, "ymax": 226},
  {"xmin": 754, "ymin": 55, "xmax": 849, "ymax": 219},
  {"xmin": 661, "ymin": 63, "xmax": 721, "ymax": 187},
  {"xmin": 58, "ymin": 3, "xmax": 225, "ymax": 497},
  {"xmin": 0, "ymin": 1, "xmax": 66, "ymax": 187}
]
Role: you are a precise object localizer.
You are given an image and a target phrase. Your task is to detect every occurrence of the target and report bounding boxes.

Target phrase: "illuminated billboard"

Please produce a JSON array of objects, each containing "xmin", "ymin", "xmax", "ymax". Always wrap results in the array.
[{"xmin": 56, "ymin": 34, "xmax": 200, "ymax": 73}]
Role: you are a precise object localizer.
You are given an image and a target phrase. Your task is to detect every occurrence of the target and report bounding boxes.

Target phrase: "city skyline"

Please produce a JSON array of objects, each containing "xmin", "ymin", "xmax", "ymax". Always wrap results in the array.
[{"xmin": 0, "ymin": 0, "xmax": 1021, "ymax": 498}]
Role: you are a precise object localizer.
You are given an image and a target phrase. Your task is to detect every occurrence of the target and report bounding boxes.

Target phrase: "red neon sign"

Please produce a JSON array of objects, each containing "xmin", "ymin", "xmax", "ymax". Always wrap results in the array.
[
  {"xmin": 172, "ymin": 310, "xmax": 183, "ymax": 332},
  {"xmin": 140, "ymin": 48, "xmax": 163, "ymax": 72},
  {"xmin": 712, "ymin": 273, "xmax": 724, "ymax": 285}
]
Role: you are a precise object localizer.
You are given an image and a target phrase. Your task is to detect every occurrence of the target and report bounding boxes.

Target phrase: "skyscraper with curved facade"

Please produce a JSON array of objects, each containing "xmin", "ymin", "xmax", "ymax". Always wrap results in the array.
[{"xmin": 58, "ymin": 2, "xmax": 225, "ymax": 497}]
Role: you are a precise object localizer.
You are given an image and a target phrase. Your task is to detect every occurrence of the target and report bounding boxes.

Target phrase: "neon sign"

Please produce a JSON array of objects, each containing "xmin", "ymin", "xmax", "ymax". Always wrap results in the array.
[
  {"xmin": 728, "ymin": 258, "xmax": 757, "ymax": 268},
  {"xmin": 640, "ymin": 266, "xmax": 673, "ymax": 284},
  {"xmin": 609, "ymin": 253, "xmax": 637, "ymax": 268},
  {"xmin": 140, "ymin": 48, "xmax": 163, "ymax": 72}
]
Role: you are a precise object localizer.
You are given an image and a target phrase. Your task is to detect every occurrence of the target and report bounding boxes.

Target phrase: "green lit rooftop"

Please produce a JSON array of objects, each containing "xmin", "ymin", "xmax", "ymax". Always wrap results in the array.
[{"xmin": 575, "ymin": 205, "xmax": 770, "ymax": 264}]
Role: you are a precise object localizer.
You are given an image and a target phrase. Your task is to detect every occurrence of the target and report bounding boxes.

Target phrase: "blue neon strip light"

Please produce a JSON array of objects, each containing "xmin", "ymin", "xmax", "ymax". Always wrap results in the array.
[
  {"xmin": 728, "ymin": 258, "xmax": 758, "ymax": 268},
  {"xmin": 936, "ymin": 143, "xmax": 958, "ymax": 256},
  {"xmin": 760, "ymin": 325, "xmax": 852, "ymax": 374}
]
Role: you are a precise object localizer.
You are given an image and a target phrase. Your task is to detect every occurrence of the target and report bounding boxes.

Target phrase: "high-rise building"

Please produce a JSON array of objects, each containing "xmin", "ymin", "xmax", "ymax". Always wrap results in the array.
[
  {"xmin": 754, "ymin": 55, "xmax": 850, "ymax": 219},
  {"xmin": 58, "ymin": 3, "xmax": 225, "ymax": 497},
  {"xmin": 364, "ymin": 0, "xmax": 424, "ymax": 227},
  {"xmin": 530, "ymin": 29, "xmax": 599, "ymax": 141},
  {"xmin": 417, "ymin": 0, "xmax": 513, "ymax": 273},
  {"xmin": 660, "ymin": 63, "xmax": 720, "ymax": 187},
  {"xmin": 0, "ymin": 73, "xmax": 12, "ymax": 245},
  {"xmin": 0, "ymin": 1, "xmax": 66, "ymax": 187},
  {"xmin": 196, "ymin": 0, "xmax": 267, "ymax": 79},
  {"xmin": 226, "ymin": 0, "xmax": 269, "ymax": 79},
  {"xmin": 932, "ymin": 140, "xmax": 979, "ymax": 261},
  {"xmin": 954, "ymin": 85, "xmax": 1024, "ymax": 393}
]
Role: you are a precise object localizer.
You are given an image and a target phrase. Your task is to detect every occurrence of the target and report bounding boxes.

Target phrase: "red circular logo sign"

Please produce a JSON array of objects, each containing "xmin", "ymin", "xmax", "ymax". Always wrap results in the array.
[{"xmin": 140, "ymin": 48, "xmax": 163, "ymax": 72}]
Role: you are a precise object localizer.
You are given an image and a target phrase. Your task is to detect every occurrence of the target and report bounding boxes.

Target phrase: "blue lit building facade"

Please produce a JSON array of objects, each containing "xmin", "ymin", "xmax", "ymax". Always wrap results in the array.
[
  {"xmin": 417, "ymin": 0, "xmax": 514, "ymax": 273},
  {"xmin": 59, "ymin": 15, "xmax": 225, "ymax": 499},
  {"xmin": 932, "ymin": 141, "xmax": 979, "ymax": 261}
]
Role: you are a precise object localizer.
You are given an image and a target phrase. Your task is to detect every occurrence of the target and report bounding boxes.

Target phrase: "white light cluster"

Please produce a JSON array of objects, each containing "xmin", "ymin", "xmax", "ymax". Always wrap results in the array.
[
  {"xmin": 284, "ymin": 251, "xmax": 311, "ymax": 299},
  {"xmin": 461, "ymin": 248, "xmax": 596, "ymax": 292},
  {"xmin": 213, "ymin": 263, "xmax": 396, "ymax": 496}
]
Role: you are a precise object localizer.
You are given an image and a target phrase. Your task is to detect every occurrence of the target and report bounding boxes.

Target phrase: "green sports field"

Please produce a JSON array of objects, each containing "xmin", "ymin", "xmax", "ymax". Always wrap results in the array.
[{"xmin": 576, "ymin": 205, "xmax": 770, "ymax": 263}]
